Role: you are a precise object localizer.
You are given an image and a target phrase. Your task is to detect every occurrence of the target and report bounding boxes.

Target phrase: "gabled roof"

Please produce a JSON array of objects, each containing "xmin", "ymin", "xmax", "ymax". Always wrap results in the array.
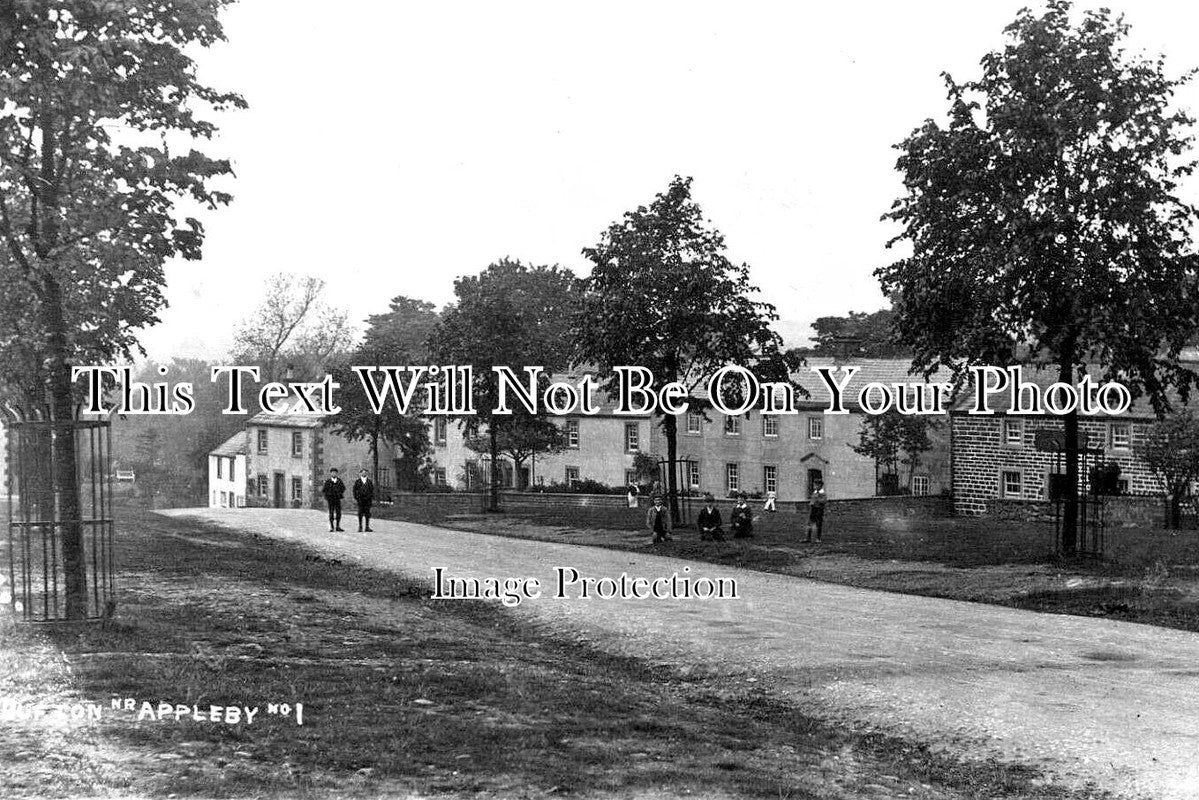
[{"xmin": 210, "ymin": 431, "xmax": 247, "ymax": 457}]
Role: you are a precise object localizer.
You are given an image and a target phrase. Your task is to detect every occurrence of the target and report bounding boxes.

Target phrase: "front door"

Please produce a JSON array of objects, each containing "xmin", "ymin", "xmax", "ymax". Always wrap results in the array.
[
  {"xmin": 273, "ymin": 472, "xmax": 285, "ymax": 509},
  {"xmin": 807, "ymin": 468, "xmax": 824, "ymax": 496}
]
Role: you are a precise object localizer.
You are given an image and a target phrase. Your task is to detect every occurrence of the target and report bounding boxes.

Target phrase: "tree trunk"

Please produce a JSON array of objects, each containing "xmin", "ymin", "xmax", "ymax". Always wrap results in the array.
[
  {"xmin": 663, "ymin": 413, "xmax": 680, "ymax": 525},
  {"xmin": 488, "ymin": 425, "xmax": 500, "ymax": 512},
  {"xmin": 1058, "ymin": 356, "xmax": 1079, "ymax": 555},
  {"xmin": 43, "ymin": 276, "xmax": 88, "ymax": 619}
]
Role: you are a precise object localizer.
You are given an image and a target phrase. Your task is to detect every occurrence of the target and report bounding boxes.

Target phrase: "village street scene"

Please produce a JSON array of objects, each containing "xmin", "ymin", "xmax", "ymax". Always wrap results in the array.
[{"xmin": 3, "ymin": 1, "xmax": 1199, "ymax": 798}]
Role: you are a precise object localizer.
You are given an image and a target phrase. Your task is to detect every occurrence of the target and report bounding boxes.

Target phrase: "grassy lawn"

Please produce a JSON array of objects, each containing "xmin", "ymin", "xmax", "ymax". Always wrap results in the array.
[
  {"xmin": 377, "ymin": 500, "xmax": 1199, "ymax": 634},
  {"xmin": 0, "ymin": 506, "xmax": 1110, "ymax": 799}
]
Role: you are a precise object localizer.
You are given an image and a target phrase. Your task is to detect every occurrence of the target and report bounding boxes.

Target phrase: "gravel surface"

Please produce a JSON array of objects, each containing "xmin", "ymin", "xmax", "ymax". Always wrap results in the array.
[{"xmin": 165, "ymin": 507, "xmax": 1199, "ymax": 799}]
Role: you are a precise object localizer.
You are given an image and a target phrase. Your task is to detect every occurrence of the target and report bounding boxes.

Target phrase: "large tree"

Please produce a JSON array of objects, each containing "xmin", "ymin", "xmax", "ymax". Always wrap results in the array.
[
  {"xmin": 231, "ymin": 273, "xmax": 352, "ymax": 383},
  {"xmin": 575, "ymin": 176, "xmax": 793, "ymax": 523},
  {"xmin": 328, "ymin": 296, "xmax": 440, "ymax": 491},
  {"xmin": 431, "ymin": 259, "xmax": 576, "ymax": 511},
  {"xmin": 878, "ymin": 2, "xmax": 1199, "ymax": 553},
  {"xmin": 0, "ymin": 1, "xmax": 244, "ymax": 617}
]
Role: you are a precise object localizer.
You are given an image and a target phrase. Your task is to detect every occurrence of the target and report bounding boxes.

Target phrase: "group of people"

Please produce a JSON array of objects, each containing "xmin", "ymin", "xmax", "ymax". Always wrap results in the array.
[
  {"xmin": 646, "ymin": 484, "xmax": 827, "ymax": 544},
  {"xmin": 320, "ymin": 468, "xmax": 375, "ymax": 533}
]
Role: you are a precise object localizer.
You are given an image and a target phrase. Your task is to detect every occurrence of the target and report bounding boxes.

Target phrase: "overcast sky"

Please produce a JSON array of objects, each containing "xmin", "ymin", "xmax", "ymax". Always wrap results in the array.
[{"xmin": 140, "ymin": 0, "xmax": 1199, "ymax": 360}]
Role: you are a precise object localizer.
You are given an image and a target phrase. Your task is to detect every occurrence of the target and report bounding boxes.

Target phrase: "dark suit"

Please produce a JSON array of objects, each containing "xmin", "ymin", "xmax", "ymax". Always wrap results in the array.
[
  {"xmin": 353, "ymin": 477, "xmax": 375, "ymax": 531},
  {"xmin": 730, "ymin": 504, "xmax": 753, "ymax": 538},
  {"xmin": 322, "ymin": 477, "xmax": 345, "ymax": 530},
  {"xmin": 697, "ymin": 506, "xmax": 724, "ymax": 541}
]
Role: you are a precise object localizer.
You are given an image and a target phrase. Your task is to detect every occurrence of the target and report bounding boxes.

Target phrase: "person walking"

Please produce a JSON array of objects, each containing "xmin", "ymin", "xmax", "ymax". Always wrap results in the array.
[
  {"xmin": 322, "ymin": 468, "xmax": 346, "ymax": 532},
  {"xmin": 353, "ymin": 468, "xmax": 375, "ymax": 532},
  {"xmin": 805, "ymin": 481, "xmax": 827, "ymax": 543},
  {"xmin": 730, "ymin": 492, "xmax": 754, "ymax": 539},
  {"xmin": 626, "ymin": 484, "xmax": 639, "ymax": 509},
  {"xmin": 645, "ymin": 495, "xmax": 672, "ymax": 544},
  {"xmin": 696, "ymin": 493, "xmax": 724, "ymax": 541}
]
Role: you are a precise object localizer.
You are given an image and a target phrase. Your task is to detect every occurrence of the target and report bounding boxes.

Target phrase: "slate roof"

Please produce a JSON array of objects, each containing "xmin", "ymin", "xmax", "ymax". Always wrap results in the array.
[
  {"xmin": 246, "ymin": 411, "xmax": 326, "ymax": 428},
  {"xmin": 210, "ymin": 431, "xmax": 247, "ymax": 457}
]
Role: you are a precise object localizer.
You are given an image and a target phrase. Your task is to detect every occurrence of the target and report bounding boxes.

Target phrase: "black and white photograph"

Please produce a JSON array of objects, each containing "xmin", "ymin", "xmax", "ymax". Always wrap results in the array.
[{"xmin": 3, "ymin": 1, "xmax": 1199, "ymax": 798}]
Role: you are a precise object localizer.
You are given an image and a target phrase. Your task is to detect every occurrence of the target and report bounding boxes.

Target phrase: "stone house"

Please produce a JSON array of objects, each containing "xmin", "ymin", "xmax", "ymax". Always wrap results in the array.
[
  {"xmin": 207, "ymin": 431, "xmax": 246, "ymax": 508},
  {"xmin": 215, "ymin": 412, "xmax": 384, "ymax": 510},
  {"xmin": 949, "ymin": 366, "xmax": 1172, "ymax": 515},
  {"xmin": 426, "ymin": 359, "xmax": 954, "ymax": 502}
]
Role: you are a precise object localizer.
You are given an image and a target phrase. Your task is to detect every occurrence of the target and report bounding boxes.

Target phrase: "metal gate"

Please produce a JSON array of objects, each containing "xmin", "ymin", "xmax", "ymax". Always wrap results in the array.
[
  {"xmin": 657, "ymin": 457, "xmax": 695, "ymax": 528},
  {"xmin": 3, "ymin": 411, "xmax": 115, "ymax": 622},
  {"xmin": 1038, "ymin": 430, "xmax": 1106, "ymax": 558}
]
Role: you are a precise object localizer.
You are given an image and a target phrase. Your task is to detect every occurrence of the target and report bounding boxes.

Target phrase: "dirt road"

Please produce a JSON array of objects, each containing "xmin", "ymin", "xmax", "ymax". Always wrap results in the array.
[{"xmin": 166, "ymin": 508, "xmax": 1199, "ymax": 799}]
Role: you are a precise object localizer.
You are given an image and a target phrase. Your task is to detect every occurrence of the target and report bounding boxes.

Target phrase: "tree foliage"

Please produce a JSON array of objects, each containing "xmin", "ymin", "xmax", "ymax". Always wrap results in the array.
[
  {"xmin": 0, "ymin": 1, "xmax": 244, "ymax": 617},
  {"xmin": 877, "ymin": 2, "xmax": 1199, "ymax": 550},
  {"xmin": 232, "ymin": 273, "xmax": 352, "ymax": 382},
  {"xmin": 798, "ymin": 306, "xmax": 909, "ymax": 359},
  {"xmin": 849, "ymin": 411, "xmax": 940, "ymax": 494},
  {"xmin": 1137, "ymin": 412, "xmax": 1199, "ymax": 529},
  {"xmin": 431, "ymin": 259, "xmax": 577, "ymax": 509},
  {"xmin": 328, "ymin": 296, "xmax": 440, "ymax": 490},
  {"xmin": 574, "ymin": 176, "xmax": 793, "ymax": 519}
]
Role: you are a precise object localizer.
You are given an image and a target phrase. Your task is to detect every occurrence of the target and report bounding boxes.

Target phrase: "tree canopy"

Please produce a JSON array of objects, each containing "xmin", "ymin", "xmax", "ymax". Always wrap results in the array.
[
  {"xmin": 431, "ymin": 259, "xmax": 577, "ymax": 509},
  {"xmin": 574, "ymin": 176, "xmax": 792, "ymax": 518},
  {"xmin": 877, "ymin": 1, "xmax": 1199, "ymax": 551}
]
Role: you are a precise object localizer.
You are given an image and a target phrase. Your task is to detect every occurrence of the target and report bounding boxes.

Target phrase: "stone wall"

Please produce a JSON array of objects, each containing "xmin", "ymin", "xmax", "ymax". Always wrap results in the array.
[
  {"xmin": 950, "ymin": 413, "xmax": 1158, "ymax": 516},
  {"xmin": 985, "ymin": 495, "xmax": 1167, "ymax": 528}
]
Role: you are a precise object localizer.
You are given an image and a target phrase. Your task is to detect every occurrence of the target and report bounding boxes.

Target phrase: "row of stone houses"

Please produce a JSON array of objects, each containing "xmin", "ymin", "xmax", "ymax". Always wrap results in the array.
[
  {"xmin": 208, "ymin": 359, "xmax": 954, "ymax": 508},
  {"xmin": 205, "ymin": 357, "xmax": 1180, "ymax": 514}
]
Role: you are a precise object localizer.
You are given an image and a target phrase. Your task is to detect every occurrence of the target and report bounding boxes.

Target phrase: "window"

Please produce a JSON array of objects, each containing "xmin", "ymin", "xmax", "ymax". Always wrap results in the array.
[
  {"xmin": 763, "ymin": 465, "xmax": 777, "ymax": 494},
  {"xmin": 724, "ymin": 415, "xmax": 741, "ymax": 435},
  {"xmin": 291, "ymin": 476, "xmax": 303, "ymax": 501},
  {"xmin": 464, "ymin": 460, "xmax": 478, "ymax": 490},
  {"xmin": 565, "ymin": 419, "xmax": 580, "ymax": 448},
  {"xmin": 227, "ymin": 458, "xmax": 236, "ymax": 482},
  {"xmin": 807, "ymin": 417, "xmax": 823, "ymax": 440},
  {"xmin": 1110, "ymin": 422, "xmax": 1131, "ymax": 449},
  {"xmin": 565, "ymin": 466, "xmax": 580, "ymax": 487},
  {"xmin": 434, "ymin": 417, "xmax": 447, "ymax": 446},
  {"xmin": 625, "ymin": 422, "xmax": 640, "ymax": 453},
  {"xmin": 257, "ymin": 429, "xmax": 268, "ymax": 454},
  {"xmin": 216, "ymin": 458, "xmax": 223, "ymax": 479},
  {"xmin": 1116, "ymin": 478, "xmax": 1129, "ymax": 495},
  {"xmin": 257, "ymin": 474, "xmax": 268, "ymax": 496},
  {"xmin": 291, "ymin": 431, "xmax": 303, "ymax": 457},
  {"xmin": 685, "ymin": 411, "xmax": 703, "ymax": 434},
  {"xmin": 1003, "ymin": 419, "xmax": 1023, "ymax": 446},
  {"xmin": 379, "ymin": 467, "xmax": 391, "ymax": 487},
  {"xmin": 763, "ymin": 416, "xmax": 779, "ymax": 437},
  {"xmin": 1001, "ymin": 470, "xmax": 1022, "ymax": 498},
  {"xmin": 220, "ymin": 491, "xmax": 228, "ymax": 507},
  {"xmin": 726, "ymin": 463, "xmax": 740, "ymax": 493},
  {"xmin": 912, "ymin": 475, "xmax": 930, "ymax": 496},
  {"xmin": 434, "ymin": 467, "xmax": 447, "ymax": 487},
  {"xmin": 688, "ymin": 462, "xmax": 701, "ymax": 489},
  {"xmin": 625, "ymin": 469, "xmax": 637, "ymax": 487}
]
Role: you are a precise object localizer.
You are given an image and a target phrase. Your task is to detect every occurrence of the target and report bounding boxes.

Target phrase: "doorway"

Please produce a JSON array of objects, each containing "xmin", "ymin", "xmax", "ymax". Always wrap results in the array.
[{"xmin": 273, "ymin": 472, "xmax": 285, "ymax": 509}]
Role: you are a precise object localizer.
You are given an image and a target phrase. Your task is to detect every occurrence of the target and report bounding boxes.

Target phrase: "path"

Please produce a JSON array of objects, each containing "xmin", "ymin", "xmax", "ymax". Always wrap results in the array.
[{"xmin": 164, "ymin": 508, "xmax": 1199, "ymax": 799}]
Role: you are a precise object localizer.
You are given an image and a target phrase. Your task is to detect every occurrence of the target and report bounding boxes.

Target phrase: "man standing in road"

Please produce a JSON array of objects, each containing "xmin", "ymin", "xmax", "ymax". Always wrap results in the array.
[
  {"xmin": 322, "ymin": 468, "xmax": 346, "ymax": 532},
  {"xmin": 353, "ymin": 468, "xmax": 375, "ymax": 533}
]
